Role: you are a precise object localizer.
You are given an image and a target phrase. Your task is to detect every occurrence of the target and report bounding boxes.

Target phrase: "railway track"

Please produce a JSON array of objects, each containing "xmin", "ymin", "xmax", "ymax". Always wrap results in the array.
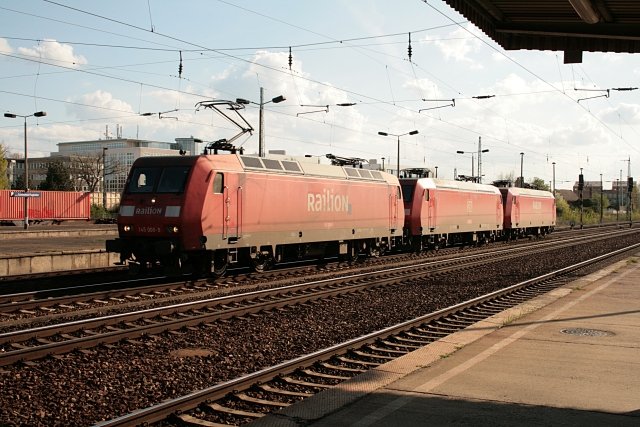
[
  {"xmin": 1, "ymin": 228, "xmax": 637, "ymax": 367},
  {"xmin": 0, "ymin": 226, "xmax": 633, "ymax": 319},
  {"xmin": 94, "ymin": 242, "xmax": 640, "ymax": 427}
]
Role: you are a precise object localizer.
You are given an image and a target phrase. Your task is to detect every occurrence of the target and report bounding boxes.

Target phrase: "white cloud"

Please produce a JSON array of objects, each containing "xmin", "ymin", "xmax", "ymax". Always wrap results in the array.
[
  {"xmin": 18, "ymin": 39, "xmax": 87, "ymax": 68},
  {"xmin": 425, "ymin": 24, "xmax": 483, "ymax": 67},
  {"xmin": 599, "ymin": 102, "xmax": 640, "ymax": 125},
  {"xmin": 0, "ymin": 38, "xmax": 13, "ymax": 55},
  {"xmin": 66, "ymin": 90, "xmax": 134, "ymax": 119}
]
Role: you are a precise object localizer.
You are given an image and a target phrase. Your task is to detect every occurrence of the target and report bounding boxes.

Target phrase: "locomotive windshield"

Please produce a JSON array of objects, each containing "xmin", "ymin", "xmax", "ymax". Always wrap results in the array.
[{"xmin": 127, "ymin": 166, "xmax": 191, "ymax": 194}]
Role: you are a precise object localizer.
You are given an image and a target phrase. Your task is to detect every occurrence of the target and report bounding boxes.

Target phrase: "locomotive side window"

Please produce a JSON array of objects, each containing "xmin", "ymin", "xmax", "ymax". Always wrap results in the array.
[
  {"xmin": 213, "ymin": 173, "xmax": 224, "ymax": 193},
  {"xmin": 397, "ymin": 186, "xmax": 402, "ymax": 200},
  {"xmin": 425, "ymin": 190, "xmax": 430, "ymax": 201},
  {"xmin": 157, "ymin": 166, "xmax": 190, "ymax": 193},
  {"xmin": 127, "ymin": 167, "xmax": 160, "ymax": 193}
]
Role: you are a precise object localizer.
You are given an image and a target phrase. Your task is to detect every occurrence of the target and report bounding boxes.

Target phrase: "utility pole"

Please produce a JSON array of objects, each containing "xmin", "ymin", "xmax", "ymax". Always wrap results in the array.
[
  {"xmin": 579, "ymin": 167, "xmax": 584, "ymax": 229},
  {"xmin": 519, "ymin": 152, "xmax": 524, "ymax": 188},
  {"xmin": 600, "ymin": 173, "xmax": 603, "ymax": 224},
  {"xmin": 477, "ymin": 136, "xmax": 489, "ymax": 184}
]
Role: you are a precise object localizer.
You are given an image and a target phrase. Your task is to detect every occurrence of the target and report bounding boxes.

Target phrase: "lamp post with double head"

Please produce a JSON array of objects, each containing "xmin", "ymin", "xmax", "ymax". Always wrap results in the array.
[
  {"xmin": 3, "ymin": 110, "xmax": 47, "ymax": 230},
  {"xmin": 456, "ymin": 150, "xmax": 475, "ymax": 182},
  {"xmin": 237, "ymin": 87, "xmax": 285, "ymax": 157},
  {"xmin": 377, "ymin": 130, "xmax": 419, "ymax": 177}
]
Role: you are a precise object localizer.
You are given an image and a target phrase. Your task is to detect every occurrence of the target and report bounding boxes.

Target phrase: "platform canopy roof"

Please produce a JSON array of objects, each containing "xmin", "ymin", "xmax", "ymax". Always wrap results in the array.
[{"xmin": 442, "ymin": 0, "xmax": 640, "ymax": 63}]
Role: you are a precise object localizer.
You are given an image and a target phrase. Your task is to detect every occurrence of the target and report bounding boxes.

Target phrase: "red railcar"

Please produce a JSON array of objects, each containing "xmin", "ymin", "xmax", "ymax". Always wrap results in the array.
[
  {"xmin": 106, "ymin": 154, "xmax": 404, "ymax": 275},
  {"xmin": 401, "ymin": 178, "xmax": 504, "ymax": 249},
  {"xmin": 500, "ymin": 187, "xmax": 556, "ymax": 238},
  {"xmin": 0, "ymin": 190, "xmax": 90, "ymax": 223}
]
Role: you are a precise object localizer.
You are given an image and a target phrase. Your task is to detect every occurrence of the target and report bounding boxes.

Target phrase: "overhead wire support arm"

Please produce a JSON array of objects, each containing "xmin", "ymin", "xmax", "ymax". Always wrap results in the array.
[
  {"xmin": 140, "ymin": 108, "xmax": 179, "ymax": 119},
  {"xmin": 575, "ymin": 88, "xmax": 610, "ymax": 103},
  {"xmin": 296, "ymin": 102, "xmax": 357, "ymax": 117},
  {"xmin": 419, "ymin": 98, "xmax": 455, "ymax": 112},
  {"xmin": 194, "ymin": 99, "xmax": 254, "ymax": 145}
]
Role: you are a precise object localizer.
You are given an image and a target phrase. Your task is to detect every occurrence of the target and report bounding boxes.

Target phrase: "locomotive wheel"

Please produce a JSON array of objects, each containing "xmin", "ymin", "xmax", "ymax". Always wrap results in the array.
[
  {"xmin": 251, "ymin": 252, "xmax": 273, "ymax": 272},
  {"xmin": 211, "ymin": 250, "xmax": 228, "ymax": 277}
]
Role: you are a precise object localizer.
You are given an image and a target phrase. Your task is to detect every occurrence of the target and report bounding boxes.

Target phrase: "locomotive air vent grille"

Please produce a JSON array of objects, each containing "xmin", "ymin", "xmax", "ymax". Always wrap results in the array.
[
  {"xmin": 241, "ymin": 156, "xmax": 264, "ymax": 169},
  {"xmin": 262, "ymin": 159, "xmax": 283, "ymax": 170},
  {"xmin": 344, "ymin": 168, "xmax": 359, "ymax": 177},
  {"xmin": 359, "ymin": 169, "xmax": 373, "ymax": 179},
  {"xmin": 370, "ymin": 171, "xmax": 383, "ymax": 180},
  {"xmin": 282, "ymin": 161, "xmax": 302, "ymax": 172}
]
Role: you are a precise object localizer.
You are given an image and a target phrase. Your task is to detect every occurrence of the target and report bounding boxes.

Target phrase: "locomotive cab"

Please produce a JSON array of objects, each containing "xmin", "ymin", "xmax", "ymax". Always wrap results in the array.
[{"xmin": 106, "ymin": 156, "xmax": 201, "ymax": 274}]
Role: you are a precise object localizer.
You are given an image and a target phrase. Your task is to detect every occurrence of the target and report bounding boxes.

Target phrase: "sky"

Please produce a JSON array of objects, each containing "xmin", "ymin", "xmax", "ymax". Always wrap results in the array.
[{"xmin": 1, "ymin": 0, "xmax": 640, "ymax": 190}]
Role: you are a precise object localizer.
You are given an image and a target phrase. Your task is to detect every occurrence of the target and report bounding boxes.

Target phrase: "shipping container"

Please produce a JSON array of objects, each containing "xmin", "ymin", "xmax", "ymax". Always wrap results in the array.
[{"xmin": 0, "ymin": 190, "xmax": 91, "ymax": 222}]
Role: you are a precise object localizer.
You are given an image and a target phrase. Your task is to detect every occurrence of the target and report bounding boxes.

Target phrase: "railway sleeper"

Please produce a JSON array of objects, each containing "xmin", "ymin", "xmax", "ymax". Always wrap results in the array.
[
  {"xmin": 301, "ymin": 368, "xmax": 351, "ymax": 381},
  {"xmin": 413, "ymin": 327, "xmax": 451, "ymax": 335},
  {"xmin": 258, "ymin": 384, "xmax": 313, "ymax": 397},
  {"xmin": 440, "ymin": 317, "xmax": 475, "ymax": 326},
  {"xmin": 367, "ymin": 345, "xmax": 408, "ymax": 355},
  {"xmin": 174, "ymin": 413, "xmax": 230, "ymax": 427},
  {"xmin": 321, "ymin": 362, "xmax": 366, "ymax": 373},
  {"xmin": 394, "ymin": 335, "xmax": 431, "ymax": 345},
  {"xmin": 337, "ymin": 356, "xmax": 380, "ymax": 367},
  {"xmin": 235, "ymin": 392, "xmax": 290, "ymax": 408},
  {"xmin": 281, "ymin": 376, "xmax": 332, "ymax": 389},
  {"xmin": 380, "ymin": 339, "xmax": 421, "ymax": 350},
  {"xmin": 351, "ymin": 350, "xmax": 396, "ymax": 361},
  {"xmin": 206, "ymin": 402, "xmax": 263, "ymax": 418},
  {"xmin": 454, "ymin": 309, "xmax": 487, "ymax": 318}
]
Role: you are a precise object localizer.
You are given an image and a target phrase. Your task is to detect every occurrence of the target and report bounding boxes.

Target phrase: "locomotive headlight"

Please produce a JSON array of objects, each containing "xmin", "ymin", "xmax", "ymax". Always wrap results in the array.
[
  {"xmin": 167, "ymin": 225, "xmax": 179, "ymax": 233},
  {"xmin": 123, "ymin": 225, "xmax": 132, "ymax": 232},
  {"xmin": 151, "ymin": 198, "xmax": 156, "ymax": 204}
]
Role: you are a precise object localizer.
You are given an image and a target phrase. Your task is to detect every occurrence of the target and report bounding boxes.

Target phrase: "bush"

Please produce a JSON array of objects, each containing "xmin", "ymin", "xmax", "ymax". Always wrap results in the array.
[{"xmin": 91, "ymin": 203, "xmax": 117, "ymax": 220}]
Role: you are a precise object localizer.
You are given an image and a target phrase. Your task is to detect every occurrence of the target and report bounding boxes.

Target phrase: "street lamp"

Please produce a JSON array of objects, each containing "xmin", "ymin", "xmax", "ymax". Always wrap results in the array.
[
  {"xmin": 102, "ymin": 147, "xmax": 108, "ymax": 208},
  {"xmin": 456, "ymin": 150, "xmax": 475, "ymax": 181},
  {"xmin": 378, "ymin": 130, "xmax": 419, "ymax": 177},
  {"xmin": 237, "ymin": 87, "xmax": 285, "ymax": 157},
  {"xmin": 4, "ymin": 110, "xmax": 47, "ymax": 230},
  {"xmin": 520, "ymin": 152, "xmax": 525, "ymax": 188}
]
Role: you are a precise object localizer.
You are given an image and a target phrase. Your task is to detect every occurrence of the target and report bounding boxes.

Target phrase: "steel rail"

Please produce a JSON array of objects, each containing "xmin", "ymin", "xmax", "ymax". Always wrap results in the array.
[
  {"xmin": 4, "ymin": 228, "xmax": 631, "ymax": 341},
  {"xmin": 1, "ymin": 227, "xmax": 634, "ymax": 313},
  {"xmin": 94, "ymin": 242, "xmax": 640, "ymax": 427},
  {"xmin": 1, "ymin": 230, "xmax": 638, "ymax": 367}
]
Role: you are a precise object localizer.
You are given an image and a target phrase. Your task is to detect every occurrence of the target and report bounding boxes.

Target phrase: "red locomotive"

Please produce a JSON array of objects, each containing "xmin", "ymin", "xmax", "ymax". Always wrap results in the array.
[
  {"xmin": 401, "ymin": 178, "xmax": 504, "ymax": 250},
  {"xmin": 106, "ymin": 152, "xmax": 556, "ymax": 276},
  {"xmin": 106, "ymin": 154, "xmax": 404, "ymax": 275},
  {"xmin": 500, "ymin": 187, "xmax": 556, "ymax": 238}
]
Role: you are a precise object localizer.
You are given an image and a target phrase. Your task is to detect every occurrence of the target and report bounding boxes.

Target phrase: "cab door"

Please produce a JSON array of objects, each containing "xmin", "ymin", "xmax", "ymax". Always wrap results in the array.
[
  {"xmin": 390, "ymin": 185, "xmax": 400, "ymax": 231},
  {"xmin": 221, "ymin": 173, "xmax": 242, "ymax": 242}
]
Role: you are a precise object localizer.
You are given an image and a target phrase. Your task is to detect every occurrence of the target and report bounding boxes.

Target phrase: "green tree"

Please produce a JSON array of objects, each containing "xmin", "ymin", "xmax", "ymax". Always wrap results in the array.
[
  {"xmin": 39, "ymin": 160, "xmax": 74, "ymax": 191},
  {"xmin": 529, "ymin": 177, "xmax": 550, "ymax": 191},
  {"xmin": 12, "ymin": 173, "xmax": 24, "ymax": 190},
  {"xmin": 0, "ymin": 143, "xmax": 9, "ymax": 189}
]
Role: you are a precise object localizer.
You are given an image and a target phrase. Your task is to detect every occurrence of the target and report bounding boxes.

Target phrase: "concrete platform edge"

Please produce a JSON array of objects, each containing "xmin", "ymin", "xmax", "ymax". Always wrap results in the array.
[{"xmin": 251, "ymin": 256, "xmax": 637, "ymax": 427}]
